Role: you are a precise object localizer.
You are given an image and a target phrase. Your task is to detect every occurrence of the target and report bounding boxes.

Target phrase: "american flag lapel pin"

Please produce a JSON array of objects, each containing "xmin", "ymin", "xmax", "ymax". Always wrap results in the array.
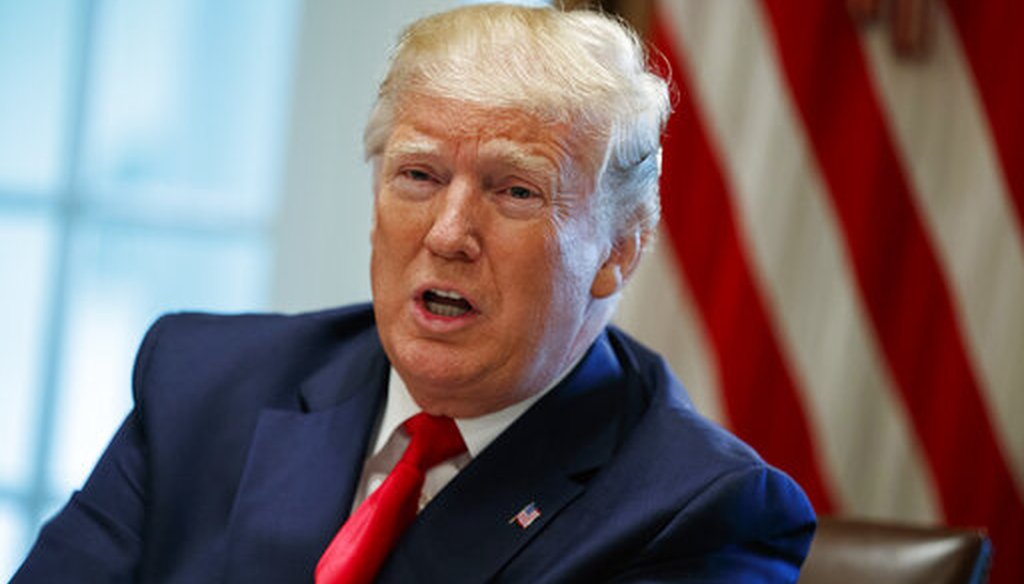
[{"xmin": 509, "ymin": 501, "xmax": 541, "ymax": 529}]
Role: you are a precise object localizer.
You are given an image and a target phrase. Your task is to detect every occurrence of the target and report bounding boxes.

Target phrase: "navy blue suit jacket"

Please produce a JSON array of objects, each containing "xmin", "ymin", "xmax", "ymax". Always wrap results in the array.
[{"xmin": 14, "ymin": 304, "xmax": 815, "ymax": 583}]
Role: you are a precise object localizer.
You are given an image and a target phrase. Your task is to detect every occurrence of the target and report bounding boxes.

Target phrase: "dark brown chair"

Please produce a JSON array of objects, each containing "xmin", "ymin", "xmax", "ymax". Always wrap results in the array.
[{"xmin": 798, "ymin": 517, "xmax": 992, "ymax": 584}]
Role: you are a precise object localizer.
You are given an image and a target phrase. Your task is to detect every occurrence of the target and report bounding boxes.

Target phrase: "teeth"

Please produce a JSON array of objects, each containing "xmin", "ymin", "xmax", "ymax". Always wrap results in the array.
[{"xmin": 431, "ymin": 289, "xmax": 464, "ymax": 300}]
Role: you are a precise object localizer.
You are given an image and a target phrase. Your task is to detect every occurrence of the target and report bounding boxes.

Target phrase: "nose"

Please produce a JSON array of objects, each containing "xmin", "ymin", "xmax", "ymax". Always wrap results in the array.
[{"xmin": 423, "ymin": 178, "xmax": 482, "ymax": 261}]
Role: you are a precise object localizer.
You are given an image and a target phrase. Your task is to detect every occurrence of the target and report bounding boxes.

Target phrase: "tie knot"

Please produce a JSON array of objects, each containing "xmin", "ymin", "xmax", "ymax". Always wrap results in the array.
[{"xmin": 401, "ymin": 413, "xmax": 466, "ymax": 470}]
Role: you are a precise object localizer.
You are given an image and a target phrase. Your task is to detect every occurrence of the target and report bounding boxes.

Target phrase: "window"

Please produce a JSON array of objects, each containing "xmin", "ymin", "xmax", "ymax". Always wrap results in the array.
[{"xmin": 0, "ymin": 0, "xmax": 298, "ymax": 577}]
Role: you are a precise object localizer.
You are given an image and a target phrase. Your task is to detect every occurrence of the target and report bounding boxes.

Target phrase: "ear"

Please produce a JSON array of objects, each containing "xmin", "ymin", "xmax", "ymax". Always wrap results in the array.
[{"xmin": 590, "ymin": 230, "xmax": 644, "ymax": 299}]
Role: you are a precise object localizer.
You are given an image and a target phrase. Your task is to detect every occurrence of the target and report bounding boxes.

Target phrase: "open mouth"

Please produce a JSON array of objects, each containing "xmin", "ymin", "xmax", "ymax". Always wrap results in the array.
[{"xmin": 422, "ymin": 289, "xmax": 474, "ymax": 318}]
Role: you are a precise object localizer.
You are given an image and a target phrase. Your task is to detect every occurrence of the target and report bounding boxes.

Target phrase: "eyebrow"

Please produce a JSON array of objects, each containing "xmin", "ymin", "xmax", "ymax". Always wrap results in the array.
[
  {"xmin": 383, "ymin": 136, "xmax": 442, "ymax": 161},
  {"xmin": 478, "ymin": 139, "xmax": 559, "ymax": 178}
]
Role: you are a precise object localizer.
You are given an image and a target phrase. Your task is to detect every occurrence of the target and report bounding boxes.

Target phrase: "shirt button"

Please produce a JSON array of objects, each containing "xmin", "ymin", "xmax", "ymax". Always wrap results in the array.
[{"xmin": 370, "ymin": 477, "xmax": 384, "ymax": 494}]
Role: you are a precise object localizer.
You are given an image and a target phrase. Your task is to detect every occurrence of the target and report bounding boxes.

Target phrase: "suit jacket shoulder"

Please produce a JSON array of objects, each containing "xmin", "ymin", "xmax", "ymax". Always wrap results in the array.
[
  {"xmin": 14, "ymin": 305, "xmax": 391, "ymax": 583},
  {"xmin": 132, "ymin": 303, "xmax": 381, "ymax": 420},
  {"xmin": 503, "ymin": 328, "xmax": 816, "ymax": 583}
]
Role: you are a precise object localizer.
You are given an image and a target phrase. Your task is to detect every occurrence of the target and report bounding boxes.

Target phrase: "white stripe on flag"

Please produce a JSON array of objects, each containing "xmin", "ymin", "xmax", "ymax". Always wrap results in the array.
[
  {"xmin": 657, "ymin": 0, "xmax": 940, "ymax": 521},
  {"xmin": 861, "ymin": 4, "xmax": 1024, "ymax": 495}
]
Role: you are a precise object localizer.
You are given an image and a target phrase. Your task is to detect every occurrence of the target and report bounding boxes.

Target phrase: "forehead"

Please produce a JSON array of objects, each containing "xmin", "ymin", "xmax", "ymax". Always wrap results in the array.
[{"xmin": 385, "ymin": 95, "xmax": 599, "ymax": 178}]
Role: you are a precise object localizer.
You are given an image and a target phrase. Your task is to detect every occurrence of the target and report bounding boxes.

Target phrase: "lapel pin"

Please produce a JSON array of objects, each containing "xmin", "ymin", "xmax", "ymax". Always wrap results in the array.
[{"xmin": 509, "ymin": 502, "xmax": 541, "ymax": 529}]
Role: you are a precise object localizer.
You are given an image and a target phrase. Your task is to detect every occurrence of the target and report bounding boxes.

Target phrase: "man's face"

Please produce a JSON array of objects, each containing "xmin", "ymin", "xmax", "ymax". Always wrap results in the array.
[{"xmin": 370, "ymin": 96, "xmax": 627, "ymax": 418}]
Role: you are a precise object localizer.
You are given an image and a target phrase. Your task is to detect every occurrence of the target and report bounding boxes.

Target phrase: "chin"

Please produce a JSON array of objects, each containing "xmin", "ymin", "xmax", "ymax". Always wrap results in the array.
[
  {"xmin": 389, "ymin": 342, "xmax": 518, "ymax": 415},
  {"xmin": 390, "ymin": 339, "xmax": 477, "ymax": 387}
]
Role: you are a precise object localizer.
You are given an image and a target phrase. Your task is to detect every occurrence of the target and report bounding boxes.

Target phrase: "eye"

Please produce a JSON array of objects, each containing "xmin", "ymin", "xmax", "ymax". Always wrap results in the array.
[
  {"xmin": 402, "ymin": 168, "xmax": 434, "ymax": 182},
  {"xmin": 491, "ymin": 181, "xmax": 546, "ymax": 219},
  {"xmin": 388, "ymin": 164, "xmax": 444, "ymax": 201},
  {"xmin": 507, "ymin": 185, "xmax": 537, "ymax": 200}
]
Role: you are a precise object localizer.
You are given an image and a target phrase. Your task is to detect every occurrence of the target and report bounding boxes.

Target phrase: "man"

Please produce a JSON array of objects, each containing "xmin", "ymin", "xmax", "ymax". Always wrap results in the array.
[{"xmin": 14, "ymin": 4, "xmax": 815, "ymax": 583}]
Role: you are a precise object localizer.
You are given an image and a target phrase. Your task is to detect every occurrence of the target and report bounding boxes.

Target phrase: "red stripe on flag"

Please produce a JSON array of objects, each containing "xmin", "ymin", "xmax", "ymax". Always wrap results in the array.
[
  {"xmin": 945, "ymin": 0, "xmax": 1024, "ymax": 235},
  {"xmin": 757, "ymin": 1, "xmax": 1024, "ymax": 582},
  {"xmin": 651, "ymin": 20, "xmax": 836, "ymax": 514}
]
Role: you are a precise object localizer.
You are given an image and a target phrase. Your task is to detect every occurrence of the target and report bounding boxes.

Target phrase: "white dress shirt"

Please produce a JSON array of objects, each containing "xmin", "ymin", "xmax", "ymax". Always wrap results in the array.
[{"xmin": 351, "ymin": 360, "xmax": 581, "ymax": 513}]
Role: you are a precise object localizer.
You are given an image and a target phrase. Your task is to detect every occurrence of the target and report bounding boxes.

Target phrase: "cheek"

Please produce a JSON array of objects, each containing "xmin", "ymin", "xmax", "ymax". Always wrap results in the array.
[
  {"xmin": 370, "ymin": 198, "xmax": 410, "ymax": 286},
  {"xmin": 373, "ymin": 195, "xmax": 421, "ymax": 249},
  {"xmin": 502, "ymin": 230, "xmax": 583, "ymax": 317},
  {"xmin": 554, "ymin": 218, "xmax": 604, "ymax": 289}
]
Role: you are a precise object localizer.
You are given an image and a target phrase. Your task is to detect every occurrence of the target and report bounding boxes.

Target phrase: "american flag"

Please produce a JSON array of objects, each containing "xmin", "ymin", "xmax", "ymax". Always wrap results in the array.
[
  {"xmin": 510, "ymin": 502, "xmax": 542, "ymax": 529},
  {"xmin": 613, "ymin": 1, "xmax": 1023, "ymax": 582}
]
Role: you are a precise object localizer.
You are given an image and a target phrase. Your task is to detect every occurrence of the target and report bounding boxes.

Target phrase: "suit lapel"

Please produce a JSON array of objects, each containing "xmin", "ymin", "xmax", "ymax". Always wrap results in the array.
[
  {"xmin": 223, "ymin": 326, "xmax": 389, "ymax": 583},
  {"xmin": 377, "ymin": 333, "xmax": 631, "ymax": 584}
]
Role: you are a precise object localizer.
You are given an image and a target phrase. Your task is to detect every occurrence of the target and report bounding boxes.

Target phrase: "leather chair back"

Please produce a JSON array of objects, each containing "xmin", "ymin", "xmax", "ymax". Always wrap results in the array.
[{"xmin": 798, "ymin": 517, "xmax": 991, "ymax": 584}]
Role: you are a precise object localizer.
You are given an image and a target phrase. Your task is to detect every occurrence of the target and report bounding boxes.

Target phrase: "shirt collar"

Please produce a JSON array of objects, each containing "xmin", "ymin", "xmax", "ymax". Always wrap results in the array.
[{"xmin": 372, "ymin": 355, "xmax": 584, "ymax": 459}]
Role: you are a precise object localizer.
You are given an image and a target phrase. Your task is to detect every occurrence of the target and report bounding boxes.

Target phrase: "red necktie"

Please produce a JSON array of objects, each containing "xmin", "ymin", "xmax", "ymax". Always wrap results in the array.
[{"xmin": 315, "ymin": 413, "xmax": 466, "ymax": 584}]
